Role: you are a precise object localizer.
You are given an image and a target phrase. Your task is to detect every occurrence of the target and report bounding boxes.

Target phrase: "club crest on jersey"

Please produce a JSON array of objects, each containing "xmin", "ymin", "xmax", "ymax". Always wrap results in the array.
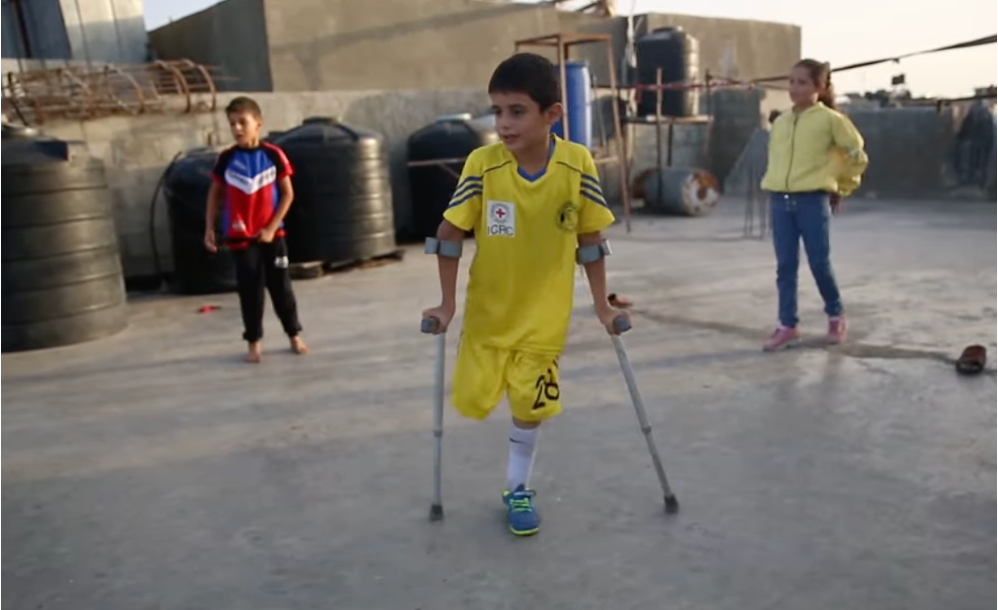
[
  {"xmin": 486, "ymin": 200, "xmax": 516, "ymax": 237},
  {"xmin": 556, "ymin": 201, "xmax": 579, "ymax": 233}
]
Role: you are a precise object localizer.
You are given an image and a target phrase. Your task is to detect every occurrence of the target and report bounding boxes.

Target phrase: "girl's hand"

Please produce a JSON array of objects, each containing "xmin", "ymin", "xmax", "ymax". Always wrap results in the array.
[{"xmin": 830, "ymin": 193, "xmax": 842, "ymax": 215}]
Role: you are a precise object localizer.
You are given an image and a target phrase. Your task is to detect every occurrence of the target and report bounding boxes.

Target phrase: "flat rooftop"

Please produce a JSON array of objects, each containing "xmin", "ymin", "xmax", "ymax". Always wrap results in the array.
[{"xmin": 4, "ymin": 198, "xmax": 995, "ymax": 609}]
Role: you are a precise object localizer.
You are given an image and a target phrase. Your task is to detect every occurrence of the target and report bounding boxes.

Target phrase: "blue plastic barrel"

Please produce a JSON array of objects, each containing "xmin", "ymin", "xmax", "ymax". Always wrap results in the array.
[{"xmin": 552, "ymin": 61, "xmax": 593, "ymax": 149}]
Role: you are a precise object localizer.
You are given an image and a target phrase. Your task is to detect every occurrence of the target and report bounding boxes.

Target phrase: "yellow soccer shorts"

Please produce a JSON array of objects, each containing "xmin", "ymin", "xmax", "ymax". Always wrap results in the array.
[{"xmin": 451, "ymin": 339, "xmax": 563, "ymax": 423}]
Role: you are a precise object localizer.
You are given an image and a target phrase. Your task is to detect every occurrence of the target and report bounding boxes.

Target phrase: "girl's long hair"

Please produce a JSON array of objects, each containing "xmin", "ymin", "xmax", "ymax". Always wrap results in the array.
[{"xmin": 795, "ymin": 59, "xmax": 836, "ymax": 109}]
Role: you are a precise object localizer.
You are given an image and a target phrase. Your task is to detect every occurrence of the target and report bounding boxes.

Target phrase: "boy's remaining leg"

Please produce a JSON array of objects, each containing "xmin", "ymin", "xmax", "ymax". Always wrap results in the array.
[
  {"xmin": 504, "ymin": 421, "xmax": 540, "ymax": 536},
  {"xmin": 765, "ymin": 193, "xmax": 802, "ymax": 351},
  {"xmin": 233, "ymin": 244, "xmax": 266, "ymax": 362},
  {"xmin": 502, "ymin": 351, "xmax": 563, "ymax": 536},
  {"xmin": 450, "ymin": 339, "xmax": 508, "ymax": 420},
  {"xmin": 507, "ymin": 421, "xmax": 539, "ymax": 492},
  {"xmin": 798, "ymin": 193, "xmax": 846, "ymax": 343},
  {"xmin": 261, "ymin": 237, "xmax": 307, "ymax": 353}
]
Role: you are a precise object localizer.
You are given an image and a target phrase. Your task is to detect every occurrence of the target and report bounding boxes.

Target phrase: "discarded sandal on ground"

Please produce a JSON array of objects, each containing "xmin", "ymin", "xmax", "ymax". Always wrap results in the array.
[{"xmin": 955, "ymin": 344, "xmax": 987, "ymax": 375}]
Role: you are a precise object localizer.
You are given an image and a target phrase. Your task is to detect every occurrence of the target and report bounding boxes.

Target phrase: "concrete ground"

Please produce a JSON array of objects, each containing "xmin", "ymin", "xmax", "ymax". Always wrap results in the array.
[{"xmin": 4, "ymin": 198, "xmax": 996, "ymax": 610}]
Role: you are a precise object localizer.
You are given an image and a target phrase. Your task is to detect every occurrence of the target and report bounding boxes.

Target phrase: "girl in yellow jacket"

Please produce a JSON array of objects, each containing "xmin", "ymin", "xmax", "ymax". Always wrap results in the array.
[{"xmin": 760, "ymin": 59, "xmax": 869, "ymax": 351}]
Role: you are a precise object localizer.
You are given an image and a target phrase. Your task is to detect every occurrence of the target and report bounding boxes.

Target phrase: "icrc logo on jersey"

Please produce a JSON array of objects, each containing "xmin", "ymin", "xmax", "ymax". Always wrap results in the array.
[{"xmin": 486, "ymin": 200, "xmax": 516, "ymax": 237}]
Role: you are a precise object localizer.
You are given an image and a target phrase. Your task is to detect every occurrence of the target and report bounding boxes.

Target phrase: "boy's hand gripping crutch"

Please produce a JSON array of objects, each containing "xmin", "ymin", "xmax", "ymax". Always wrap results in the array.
[
  {"xmin": 611, "ymin": 316, "xmax": 680, "ymax": 514},
  {"xmin": 420, "ymin": 316, "xmax": 446, "ymax": 521}
]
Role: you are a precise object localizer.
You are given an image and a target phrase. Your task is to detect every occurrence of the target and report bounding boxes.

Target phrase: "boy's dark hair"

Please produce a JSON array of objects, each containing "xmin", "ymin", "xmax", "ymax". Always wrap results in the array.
[
  {"xmin": 795, "ymin": 59, "xmax": 836, "ymax": 110},
  {"xmin": 225, "ymin": 96, "xmax": 263, "ymax": 118},
  {"xmin": 488, "ymin": 53, "xmax": 560, "ymax": 110}
]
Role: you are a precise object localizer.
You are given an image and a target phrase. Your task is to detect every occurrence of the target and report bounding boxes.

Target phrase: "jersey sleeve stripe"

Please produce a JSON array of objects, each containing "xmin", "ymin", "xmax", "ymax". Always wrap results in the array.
[
  {"xmin": 581, "ymin": 184, "xmax": 606, "ymax": 205},
  {"xmin": 451, "ymin": 179, "xmax": 482, "ymax": 200},
  {"xmin": 581, "ymin": 181, "xmax": 604, "ymax": 198},
  {"xmin": 454, "ymin": 176, "xmax": 482, "ymax": 192},
  {"xmin": 448, "ymin": 188, "xmax": 482, "ymax": 208},
  {"xmin": 581, "ymin": 190, "xmax": 608, "ymax": 208},
  {"xmin": 581, "ymin": 173, "xmax": 601, "ymax": 188}
]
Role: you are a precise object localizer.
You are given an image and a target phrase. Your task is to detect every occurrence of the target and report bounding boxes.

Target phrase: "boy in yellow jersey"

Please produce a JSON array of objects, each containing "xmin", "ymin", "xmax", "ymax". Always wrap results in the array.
[{"xmin": 421, "ymin": 53, "xmax": 629, "ymax": 536}]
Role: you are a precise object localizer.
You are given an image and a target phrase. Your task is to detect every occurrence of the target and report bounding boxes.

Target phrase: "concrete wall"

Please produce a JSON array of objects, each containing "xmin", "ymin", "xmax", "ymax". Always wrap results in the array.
[
  {"xmin": 36, "ymin": 89, "xmax": 490, "ymax": 280},
  {"xmin": 846, "ymin": 107, "xmax": 953, "ymax": 199},
  {"xmin": 148, "ymin": 0, "xmax": 272, "ymax": 91},
  {"xmin": 2, "ymin": 0, "xmax": 147, "ymax": 62},
  {"xmin": 1, "ymin": 1, "xmax": 19, "ymax": 57},
  {"xmin": 59, "ymin": 0, "xmax": 148, "ymax": 63},
  {"xmin": 264, "ymin": 0, "xmax": 565, "ymax": 91},
  {"xmin": 2, "ymin": 0, "xmax": 72, "ymax": 59},
  {"xmin": 148, "ymin": 2, "xmax": 799, "ymax": 94}
]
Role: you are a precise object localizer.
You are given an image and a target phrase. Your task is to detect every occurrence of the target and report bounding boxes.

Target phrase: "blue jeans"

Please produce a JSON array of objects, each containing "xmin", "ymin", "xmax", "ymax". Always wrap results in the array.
[{"xmin": 769, "ymin": 192, "xmax": 843, "ymax": 328}]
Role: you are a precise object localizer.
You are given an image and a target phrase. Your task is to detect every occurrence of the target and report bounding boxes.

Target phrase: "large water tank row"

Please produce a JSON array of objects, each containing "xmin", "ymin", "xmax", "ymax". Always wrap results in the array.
[
  {"xmin": 165, "ymin": 117, "xmax": 398, "ymax": 294},
  {"xmin": 408, "ymin": 115, "xmax": 499, "ymax": 238},
  {"xmin": 2, "ymin": 126, "xmax": 128, "ymax": 353},
  {"xmin": 165, "ymin": 147, "xmax": 238, "ymax": 295}
]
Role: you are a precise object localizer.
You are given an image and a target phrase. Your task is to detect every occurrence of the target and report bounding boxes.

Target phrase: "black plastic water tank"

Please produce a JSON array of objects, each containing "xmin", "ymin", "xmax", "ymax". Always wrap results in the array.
[
  {"xmin": 408, "ymin": 115, "xmax": 499, "ymax": 238},
  {"xmin": 272, "ymin": 117, "xmax": 396, "ymax": 264},
  {"xmin": 1, "ymin": 125, "xmax": 127, "ymax": 352},
  {"xmin": 636, "ymin": 27, "xmax": 700, "ymax": 118},
  {"xmin": 164, "ymin": 147, "xmax": 237, "ymax": 294}
]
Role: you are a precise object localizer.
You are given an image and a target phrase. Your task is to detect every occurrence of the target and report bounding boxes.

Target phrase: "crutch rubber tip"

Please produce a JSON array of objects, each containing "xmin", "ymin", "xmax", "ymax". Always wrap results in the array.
[
  {"xmin": 429, "ymin": 503, "xmax": 444, "ymax": 521},
  {"xmin": 421, "ymin": 317, "xmax": 440, "ymax": 334},
  {"xmin": 664, "ymin": 495, "xmax": 679, "ymax": 514}
]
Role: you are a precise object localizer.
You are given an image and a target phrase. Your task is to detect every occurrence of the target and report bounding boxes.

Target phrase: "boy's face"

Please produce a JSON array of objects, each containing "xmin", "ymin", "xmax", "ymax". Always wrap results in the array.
[
  {"xmin": 490, "ymin": 91, "xmax": 561, "ymax": 155},
  {"xmin": 228, "ymin": 111, "xmax": 262, "ymax": 147}
]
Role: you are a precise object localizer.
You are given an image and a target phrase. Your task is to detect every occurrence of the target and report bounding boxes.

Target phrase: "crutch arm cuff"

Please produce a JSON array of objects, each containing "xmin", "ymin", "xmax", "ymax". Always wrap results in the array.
[
  {"xmin": 576, "ymin": 240, "xmax": 613, "ymax": 264},
  {"xmin": 425, "ymin": 237, "xmax": 463, "ymax": 258}
]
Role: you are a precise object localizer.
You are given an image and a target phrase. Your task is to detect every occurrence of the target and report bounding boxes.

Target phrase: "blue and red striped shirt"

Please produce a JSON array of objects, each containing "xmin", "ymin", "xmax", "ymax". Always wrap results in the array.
[{"xmin": 212, "ymin": 142, "xmax": 293, "ymax": 248}]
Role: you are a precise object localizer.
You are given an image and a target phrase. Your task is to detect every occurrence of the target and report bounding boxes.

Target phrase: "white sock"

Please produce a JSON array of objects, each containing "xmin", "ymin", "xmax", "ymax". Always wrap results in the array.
[{"xmin": 506, "ymin": 424, "xmax": 539, "ymax": 492}]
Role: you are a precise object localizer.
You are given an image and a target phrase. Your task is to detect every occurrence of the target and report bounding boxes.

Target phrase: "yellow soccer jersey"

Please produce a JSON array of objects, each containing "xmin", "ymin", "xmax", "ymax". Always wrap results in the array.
[{"xmin": 443, "ymin": 136, "xmax": 616, "ymax": 355}]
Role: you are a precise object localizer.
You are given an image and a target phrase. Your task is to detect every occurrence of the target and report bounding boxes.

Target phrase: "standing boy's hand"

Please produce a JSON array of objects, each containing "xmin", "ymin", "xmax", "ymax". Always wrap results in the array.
[
  {"xmin": 204, "ymin": 230, "xmax": 218, "ymax": 253},
  {"xmin": 257, "ymin": 224, "xmax": 279, "ymax": 243},
  {"xmin": 596, "ymin": 304, "xmax": 630, "ymax": 335},
  {"xmin": 421, "ymin": 303, "xmax": 455, "ymax": 335}
]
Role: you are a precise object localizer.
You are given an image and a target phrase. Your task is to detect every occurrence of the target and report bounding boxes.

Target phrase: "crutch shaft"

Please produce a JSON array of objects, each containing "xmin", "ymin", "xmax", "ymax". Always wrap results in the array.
[
  {"xmin": 611, "ymin": 334, "xmax": 679, "ymax": 512},
  {"xmin": 422, "ymin": 316, "xmax": 446, "ymax": 521}
]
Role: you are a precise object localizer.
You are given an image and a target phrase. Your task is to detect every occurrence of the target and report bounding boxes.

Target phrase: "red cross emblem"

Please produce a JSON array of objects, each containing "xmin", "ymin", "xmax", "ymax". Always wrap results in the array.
[{"xmin": 494, "ymin": 206, "xmax": 507, "ymax": 220}]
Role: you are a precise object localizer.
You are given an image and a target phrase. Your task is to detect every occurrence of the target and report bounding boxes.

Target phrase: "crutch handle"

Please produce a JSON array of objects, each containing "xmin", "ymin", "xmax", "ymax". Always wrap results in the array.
[
  {"xmin": 613, "ymin": 316, "xmax": 632, "ymax": 334},
  {"xmin": 421, "ymin": 317, "xmax": 441, "ymax": 334}
]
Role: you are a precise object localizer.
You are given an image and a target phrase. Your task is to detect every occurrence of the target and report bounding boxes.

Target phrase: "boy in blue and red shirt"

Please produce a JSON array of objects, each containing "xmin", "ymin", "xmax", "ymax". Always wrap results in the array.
[{"xmin": 204, "ymin": 96, "xmax": 308, "ymax": 362}]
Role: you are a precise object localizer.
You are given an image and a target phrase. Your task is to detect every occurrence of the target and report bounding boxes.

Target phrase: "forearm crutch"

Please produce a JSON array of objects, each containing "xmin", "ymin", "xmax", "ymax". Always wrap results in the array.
[
  {"xmin": 420, "ymin": 316, "xmax": 446, "ymax": 521},
  {"xmin": 611, "ymin": 316, "xmax": 680, "ymax": 514}
]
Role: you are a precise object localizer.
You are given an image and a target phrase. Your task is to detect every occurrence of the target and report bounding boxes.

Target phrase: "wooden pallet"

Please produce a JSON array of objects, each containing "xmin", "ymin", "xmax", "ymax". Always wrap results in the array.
[{"xmin": 289, "ymin": 249, "xmax": 406, "ymax": 280}]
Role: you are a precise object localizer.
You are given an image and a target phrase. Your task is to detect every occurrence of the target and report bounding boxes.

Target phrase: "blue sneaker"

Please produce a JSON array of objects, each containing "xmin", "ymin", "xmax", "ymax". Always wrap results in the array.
[{"xmin": 502, "ymin": 485, "xmax": 539, "ymax": 536}]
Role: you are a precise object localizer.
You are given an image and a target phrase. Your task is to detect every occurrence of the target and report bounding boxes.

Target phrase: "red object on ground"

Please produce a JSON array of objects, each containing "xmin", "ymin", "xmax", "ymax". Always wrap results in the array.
[{"xmin": 198, "ymin": 305, "xmax": 221, "ymax": 314}]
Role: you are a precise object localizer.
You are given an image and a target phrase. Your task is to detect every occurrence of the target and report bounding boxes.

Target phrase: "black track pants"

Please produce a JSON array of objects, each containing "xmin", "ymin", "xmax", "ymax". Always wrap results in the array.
[{"xmin": 231, "ymin": 237, "xmax": 302, "ymax": 342}]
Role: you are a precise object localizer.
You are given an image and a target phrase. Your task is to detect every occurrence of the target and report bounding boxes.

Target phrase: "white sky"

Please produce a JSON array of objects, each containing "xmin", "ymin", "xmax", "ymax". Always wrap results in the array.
[{"xmin": 142, "ymin": 0, "xmax": 996, "ymax": 97}]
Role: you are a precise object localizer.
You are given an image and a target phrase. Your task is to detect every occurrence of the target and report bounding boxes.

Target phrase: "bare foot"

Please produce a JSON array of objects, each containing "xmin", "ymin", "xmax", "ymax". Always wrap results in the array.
[
  {"xmin": 247, "ymin": 341, "xmax": 262, "ymax": 363},
  {"xmin": 290, "ymin": 335, "xmax": 309, "ymax": 355}
]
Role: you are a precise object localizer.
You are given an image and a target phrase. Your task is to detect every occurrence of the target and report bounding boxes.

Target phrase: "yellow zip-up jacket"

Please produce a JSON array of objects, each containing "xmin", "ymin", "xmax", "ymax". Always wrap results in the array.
[{"xmin": 761, "ymin": 102, "xmax": 869, "ymax": 197}]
